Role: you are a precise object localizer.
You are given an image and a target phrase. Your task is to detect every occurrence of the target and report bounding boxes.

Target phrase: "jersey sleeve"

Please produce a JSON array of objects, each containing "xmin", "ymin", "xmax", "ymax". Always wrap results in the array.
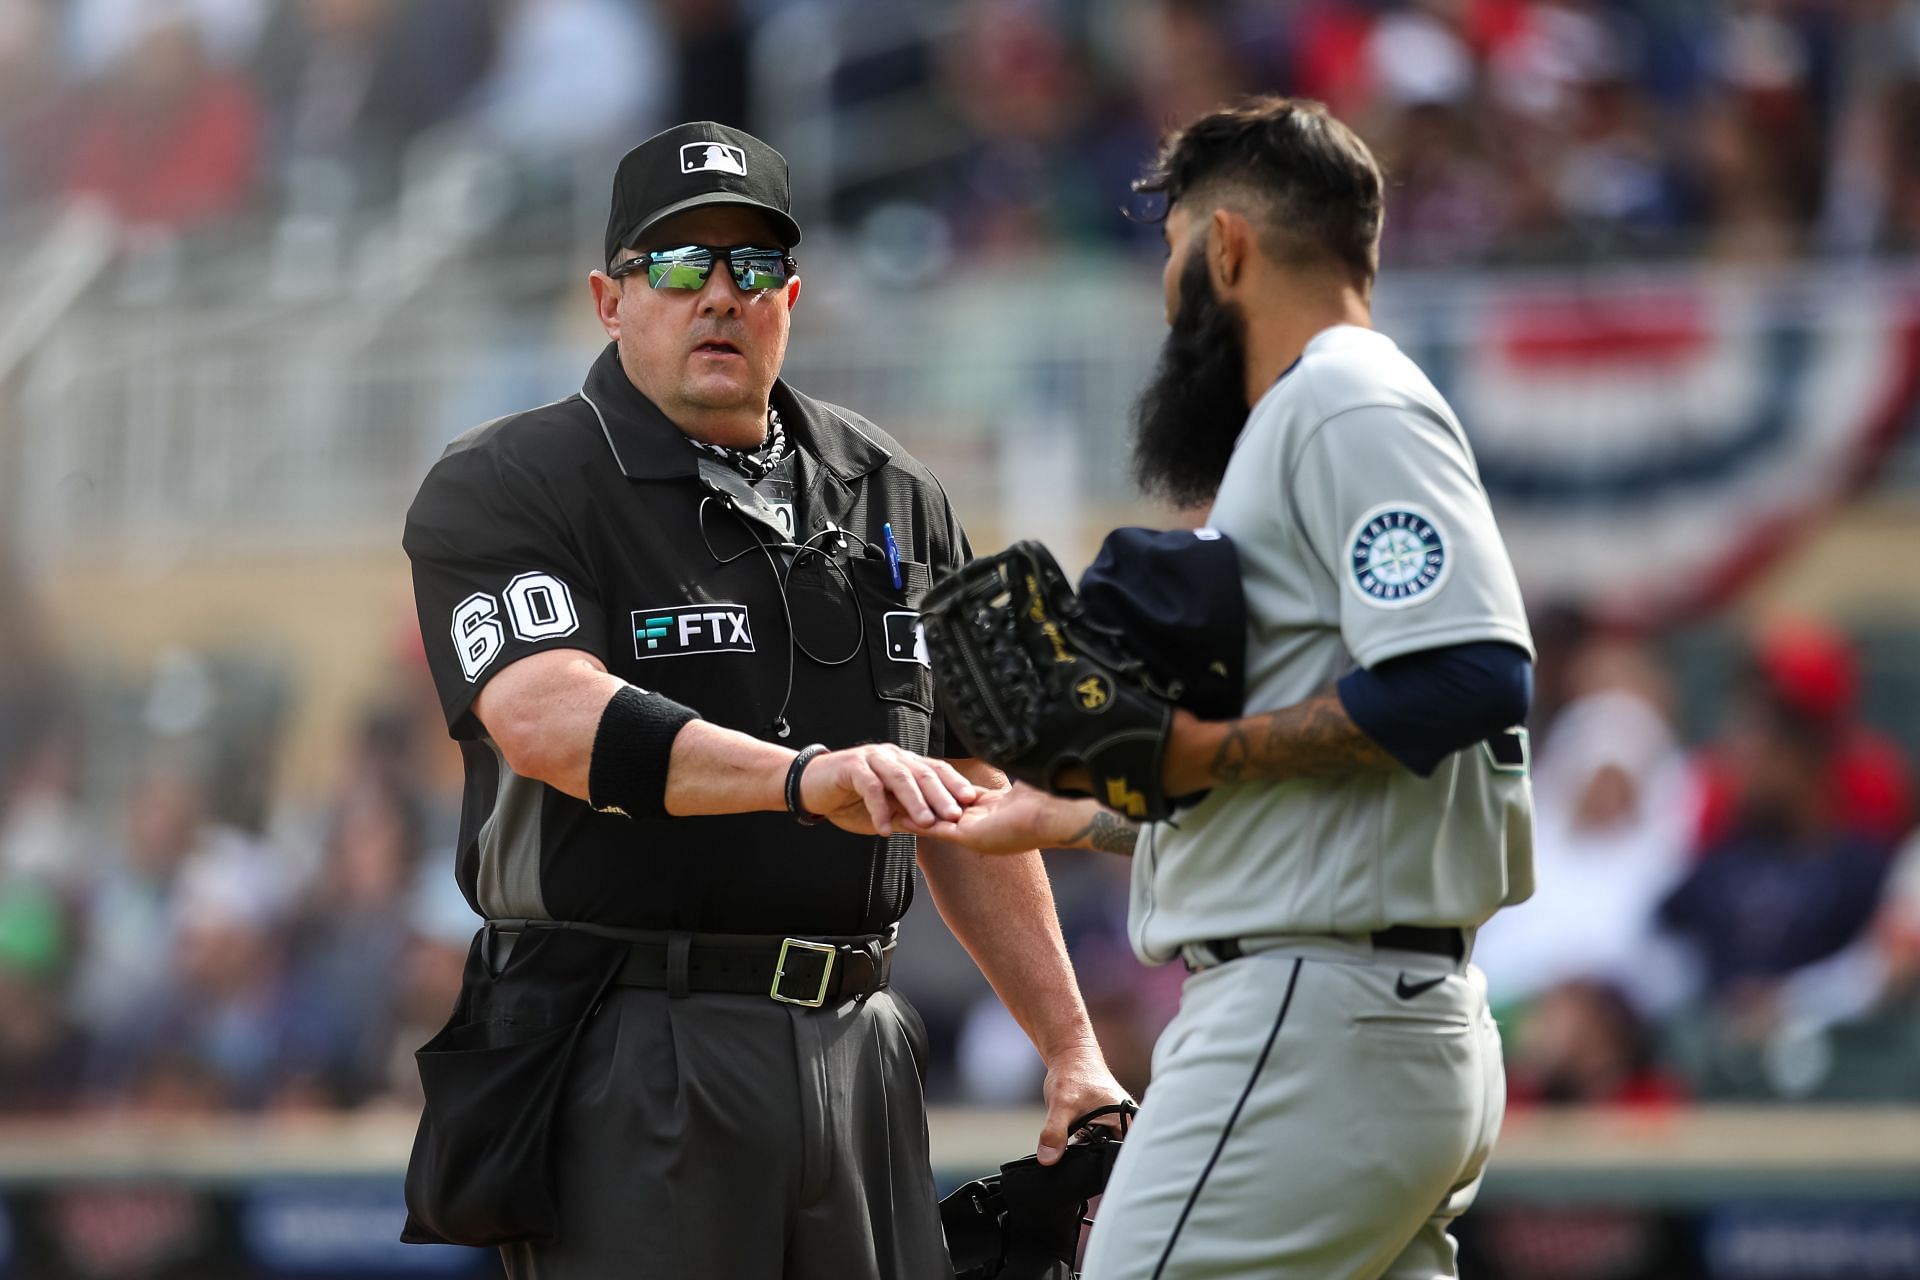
[
  {"xmin": 1289, "ymin": 404, "xmax": 1532, "ymax": 669},
  {"xmin": 402, "ymin": 445, "xmax": 611, "ymax": 739}
]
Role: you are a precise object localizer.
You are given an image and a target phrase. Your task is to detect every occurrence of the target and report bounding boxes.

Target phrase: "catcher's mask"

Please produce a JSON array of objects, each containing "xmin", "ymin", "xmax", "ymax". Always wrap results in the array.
[{"xmin": 941, "ymin": 1102, "xmax": 1138, "ymax": 1280}]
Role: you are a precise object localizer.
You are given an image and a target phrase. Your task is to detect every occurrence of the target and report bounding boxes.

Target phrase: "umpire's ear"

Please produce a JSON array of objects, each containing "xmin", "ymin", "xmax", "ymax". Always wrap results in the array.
[{"xmin": 1207, "ymin": 206, "xmax": 1255, "ymax": 294}]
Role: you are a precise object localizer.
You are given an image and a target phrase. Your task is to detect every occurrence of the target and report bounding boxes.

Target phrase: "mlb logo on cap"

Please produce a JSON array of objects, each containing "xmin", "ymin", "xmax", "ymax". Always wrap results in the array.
[
  {"xmin": 682, "ymin": 143, "xmax": 746, "ymax": 176},
  {"xmin": 606, "ymin": 122, "xmax": 801, "ymax": 263}
]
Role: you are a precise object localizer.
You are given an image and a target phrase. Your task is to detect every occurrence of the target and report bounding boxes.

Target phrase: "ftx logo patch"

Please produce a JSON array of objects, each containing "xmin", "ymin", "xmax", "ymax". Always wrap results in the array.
[{"xmin": 633, "ymin": 604, "xmax": 754, "ymax": 659}]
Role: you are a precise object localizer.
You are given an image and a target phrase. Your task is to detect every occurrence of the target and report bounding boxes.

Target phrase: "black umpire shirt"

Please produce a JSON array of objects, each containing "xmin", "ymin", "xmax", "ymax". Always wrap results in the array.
[{"xmin": 403, "ymin": 343, "xmax": 971, "ymax": 937}]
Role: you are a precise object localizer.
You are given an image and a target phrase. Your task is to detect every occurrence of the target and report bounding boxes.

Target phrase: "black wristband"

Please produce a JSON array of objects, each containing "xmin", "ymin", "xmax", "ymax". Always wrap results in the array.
[
  {"xmin": 587, "ymin": 685, "xmax": 702, "ymax": 820},
  {"xmin": 785, "ymin": 743, "xmax": 830, "ymax": 825}
]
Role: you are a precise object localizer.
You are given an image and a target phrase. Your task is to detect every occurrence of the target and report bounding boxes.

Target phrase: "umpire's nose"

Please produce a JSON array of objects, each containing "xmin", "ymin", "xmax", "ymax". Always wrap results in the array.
[{"xmin": 696, "ymin": 263, "xmax": 746, "ymax": 318}]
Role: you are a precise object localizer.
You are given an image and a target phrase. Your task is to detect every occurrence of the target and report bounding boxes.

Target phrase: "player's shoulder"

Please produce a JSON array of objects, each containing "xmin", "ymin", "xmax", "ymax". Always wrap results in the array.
[
  {"xmin": 1290, "ymin": 325, "xmax": 1442, "ymax": 419},
  {"xmin": 1255, "ymin": 325, "xmax": 1460, "ymax": 455}
]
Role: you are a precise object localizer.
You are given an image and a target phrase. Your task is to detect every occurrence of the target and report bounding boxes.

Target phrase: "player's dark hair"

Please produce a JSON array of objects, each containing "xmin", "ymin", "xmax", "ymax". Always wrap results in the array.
[{"xmin": 1135, "ymin": 96, "xmax": 1385, "ymax": 290}]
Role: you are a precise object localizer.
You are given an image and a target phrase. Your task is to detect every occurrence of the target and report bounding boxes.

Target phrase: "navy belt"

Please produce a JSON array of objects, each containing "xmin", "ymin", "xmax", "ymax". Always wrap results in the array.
[{"xmin": 1202, "ymin": 926, "xmax": 1465, "ymax": 965}]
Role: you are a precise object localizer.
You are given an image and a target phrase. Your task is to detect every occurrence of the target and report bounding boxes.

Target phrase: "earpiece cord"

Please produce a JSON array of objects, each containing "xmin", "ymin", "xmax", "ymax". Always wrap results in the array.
[{"xmin": 696, "ymin": 495, "xmax": 879, "ymax": 738}]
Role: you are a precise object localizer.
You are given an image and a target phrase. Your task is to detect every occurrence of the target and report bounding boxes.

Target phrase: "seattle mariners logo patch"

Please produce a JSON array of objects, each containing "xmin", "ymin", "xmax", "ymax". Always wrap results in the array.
[
  {"xmin": 1347, "ymin": 503, "xmax": 1449, "ymax": 608},
  {"xmin": 632, "ymin": 604, "xmax": 754, "ymax": 659}
]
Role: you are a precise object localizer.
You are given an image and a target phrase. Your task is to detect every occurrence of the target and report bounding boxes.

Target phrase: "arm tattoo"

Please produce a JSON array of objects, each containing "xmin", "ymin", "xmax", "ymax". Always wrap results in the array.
[
  {"xmin": 1208, "ymin": 686, "xmax": 1398, "ymax": 785},
  {"xmin": 1064, "ymin": 809, "xmax": 1141, "ymax": 856}
]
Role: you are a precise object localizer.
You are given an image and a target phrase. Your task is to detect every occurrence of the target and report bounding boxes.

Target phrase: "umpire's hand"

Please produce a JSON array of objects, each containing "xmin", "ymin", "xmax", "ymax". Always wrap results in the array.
[
  {"xmin": 800, "ymin": 744, "xmax": 978, "ymax": 837},
  {"xmin": 1040, "ymin": 1051, "xmax": 1133, "ymax": 1165}
]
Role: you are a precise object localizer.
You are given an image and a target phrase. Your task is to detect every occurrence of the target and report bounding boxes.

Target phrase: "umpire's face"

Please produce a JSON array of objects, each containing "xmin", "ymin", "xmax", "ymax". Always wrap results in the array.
[{"xmin": 591, "ymin": 205, "xmax": 801, "ymax": 448}]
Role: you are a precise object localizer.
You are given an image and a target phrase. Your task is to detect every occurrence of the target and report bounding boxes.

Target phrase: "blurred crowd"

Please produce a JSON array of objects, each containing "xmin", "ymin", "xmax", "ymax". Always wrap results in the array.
[
  {"xmin": 0, "ymin": 582, "xmax": 478, "ymax": 1116},
  {"xmin": 0, "ymin": 0, "xmax": 1917, "ymax": 268},
  {"xmin": 1481, "ymin": 615, "xmax": 1920, "ymax": 1108},
  {"xmin": 3, "ymin": 541, "xmax": 1919, "ymax": 1119}
]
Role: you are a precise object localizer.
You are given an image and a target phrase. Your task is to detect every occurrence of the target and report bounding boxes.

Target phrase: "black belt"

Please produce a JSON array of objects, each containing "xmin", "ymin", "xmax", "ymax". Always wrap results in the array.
[
  {"xmin": 1203, "ymin": 926, "xmax": 1465, "ymax": 965},
  {"xmin": 488, "ymin": 922, "xmax": 894, "ymax": 1008}
]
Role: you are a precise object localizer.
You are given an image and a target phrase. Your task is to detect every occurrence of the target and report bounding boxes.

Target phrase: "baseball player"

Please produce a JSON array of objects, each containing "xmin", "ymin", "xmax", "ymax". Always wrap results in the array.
[{"xmin": 926, "ymin": 96, "xmax": 1535, "ymax": 1279}]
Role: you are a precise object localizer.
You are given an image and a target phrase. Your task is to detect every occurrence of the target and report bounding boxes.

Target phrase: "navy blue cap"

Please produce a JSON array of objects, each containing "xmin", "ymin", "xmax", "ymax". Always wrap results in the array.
[{"xmin": 1077, "ymin": 527, "xmax": 1246, "ymax": 721}]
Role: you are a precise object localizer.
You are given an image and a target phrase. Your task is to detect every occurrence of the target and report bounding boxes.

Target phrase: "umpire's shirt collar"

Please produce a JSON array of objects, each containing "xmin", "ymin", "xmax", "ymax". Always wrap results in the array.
[{"xmin": 579, "ymin": 342, "xmax": 888, "ymax": 482}]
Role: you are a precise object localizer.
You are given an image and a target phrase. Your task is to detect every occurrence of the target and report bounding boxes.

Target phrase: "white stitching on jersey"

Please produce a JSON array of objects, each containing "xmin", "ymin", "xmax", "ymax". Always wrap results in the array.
[{"xmin": 579, "ymin": 390, "xmax": 630, "ymax": 474}]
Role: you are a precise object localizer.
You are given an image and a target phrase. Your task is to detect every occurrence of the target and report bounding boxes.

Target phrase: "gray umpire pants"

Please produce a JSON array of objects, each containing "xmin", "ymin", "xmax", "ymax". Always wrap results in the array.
[
  {"xmin": 501, "ymin": 985, "xmax": 951, "ymax": 1280},
  {"xmin": 1081, "ymin": 937, "xmax": 1505, "ymax": 1280}
]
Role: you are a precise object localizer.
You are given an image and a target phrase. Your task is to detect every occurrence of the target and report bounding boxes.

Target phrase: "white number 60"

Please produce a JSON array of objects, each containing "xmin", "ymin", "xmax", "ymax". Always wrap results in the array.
[
  {"xmin": 452, "ymin": 593, "xmax": 504, "ymax": 683},
  {"xmin": 504, "ymin": 572, "xmax": 579, "ymax": 640},
  {"xmin": 451, "ymin": 572, "xmax": 580, "ymax": 683}
]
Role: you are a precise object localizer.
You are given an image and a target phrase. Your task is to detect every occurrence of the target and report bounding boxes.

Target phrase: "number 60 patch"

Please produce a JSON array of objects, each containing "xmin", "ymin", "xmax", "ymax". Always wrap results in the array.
[{"xmin": 451, "ymin": 571, "xmax": 579, "ymax": 682}]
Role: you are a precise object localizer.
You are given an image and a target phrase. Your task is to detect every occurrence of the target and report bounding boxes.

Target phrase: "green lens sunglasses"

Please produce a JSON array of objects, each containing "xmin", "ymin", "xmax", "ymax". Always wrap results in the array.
[{"xmin": 609, "ymin": 245, "xmax": 796, "ymax": 292}]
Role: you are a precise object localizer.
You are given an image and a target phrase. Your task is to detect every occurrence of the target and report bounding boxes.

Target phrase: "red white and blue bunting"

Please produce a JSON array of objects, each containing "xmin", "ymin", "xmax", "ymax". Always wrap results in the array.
[{"xmin": 1384, "ymin": 266, "xmax": 1920, "ymax": 622}]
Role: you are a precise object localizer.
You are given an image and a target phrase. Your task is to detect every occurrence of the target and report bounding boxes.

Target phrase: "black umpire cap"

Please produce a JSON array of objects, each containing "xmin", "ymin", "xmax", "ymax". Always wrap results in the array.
[
  {"xmin": 1077, "ymin": 527, "xmax": 1246, "ymax": 722},
  {"xmin": 604, "ymin": 121, "xmax": 802, "ymax": 266}
]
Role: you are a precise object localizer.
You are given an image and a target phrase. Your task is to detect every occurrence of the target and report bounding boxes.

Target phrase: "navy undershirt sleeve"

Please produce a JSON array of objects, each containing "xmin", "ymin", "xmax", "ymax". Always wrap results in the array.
[{"xmin": 1335, "ymin": 642, "xmax": 1533, "ymax": 778}]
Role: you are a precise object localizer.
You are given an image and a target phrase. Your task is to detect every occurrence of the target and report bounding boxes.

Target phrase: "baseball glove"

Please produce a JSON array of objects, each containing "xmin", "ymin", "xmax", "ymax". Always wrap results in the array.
[
  {"xmin": 941, "ymin": 1102, "xmax": 1137, "ymax": 1280},
  {"xmin": 921, "ymin": 541, "xmax": 1176, "ymax": 821}
]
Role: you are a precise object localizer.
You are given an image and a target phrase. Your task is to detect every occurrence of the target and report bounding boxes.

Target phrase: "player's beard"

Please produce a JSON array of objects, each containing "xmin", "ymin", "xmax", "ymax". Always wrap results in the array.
[{"xmin": 1129, "ymin": 251, "xmax": 1250, "ymax": 510}]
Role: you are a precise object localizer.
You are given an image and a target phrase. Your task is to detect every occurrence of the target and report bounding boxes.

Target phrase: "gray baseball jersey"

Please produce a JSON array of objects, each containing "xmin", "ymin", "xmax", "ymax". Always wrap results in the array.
[{"xmin": 1129, "ymin": 324, "xmax": 1535, "ymax": 965}]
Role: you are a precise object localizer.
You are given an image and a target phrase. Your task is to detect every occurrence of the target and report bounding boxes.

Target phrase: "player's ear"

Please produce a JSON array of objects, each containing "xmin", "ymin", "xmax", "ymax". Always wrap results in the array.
[
  {"xmin": 785, "ymin": 273, "xmax": 801, "ymax": 312},
  {"xmin": 1210, "ymin": 207, "xmax": 1254, "ymax": 294},
  {"xmin": 589, "ymin": 269, "xmax": 622, "ymax": 341}
]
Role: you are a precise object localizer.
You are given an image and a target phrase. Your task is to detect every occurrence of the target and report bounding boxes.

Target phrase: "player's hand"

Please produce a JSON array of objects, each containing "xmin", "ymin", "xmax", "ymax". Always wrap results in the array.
[
  {"xmin": 800, "ymin": 744, "xmax": 977, "ymax": 836},
  {"xmin": 1037, "ymin": 1045, "xmax": 1132, "ymax": 1166},
  {"xmin": 911, "ymin": 779, "xmax": 1091, "ymax": 854}
]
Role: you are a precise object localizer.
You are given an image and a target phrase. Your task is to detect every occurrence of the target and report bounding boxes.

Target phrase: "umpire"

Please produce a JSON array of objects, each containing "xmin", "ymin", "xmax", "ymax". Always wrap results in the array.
[{"xmin": 399, "ymin": 121, "xmax": 1125, "ymax": 1278}]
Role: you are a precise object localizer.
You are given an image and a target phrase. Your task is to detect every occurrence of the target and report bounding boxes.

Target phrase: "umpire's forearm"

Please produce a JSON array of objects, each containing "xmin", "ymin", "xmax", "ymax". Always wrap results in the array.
[{"xmin": 916, "ymin": 838, "xmax": 1101, "ymax": 1063}]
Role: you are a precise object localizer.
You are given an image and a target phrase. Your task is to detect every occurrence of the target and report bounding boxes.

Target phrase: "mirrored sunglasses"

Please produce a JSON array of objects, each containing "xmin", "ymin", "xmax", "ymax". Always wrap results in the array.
[{"xmin": 610, "ymin": 245, "xmax": 796, "ymax": 292}]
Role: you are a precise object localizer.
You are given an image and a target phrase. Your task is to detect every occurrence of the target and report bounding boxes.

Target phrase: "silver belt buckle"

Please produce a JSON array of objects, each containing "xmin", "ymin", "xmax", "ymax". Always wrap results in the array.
[{"xmin": 771, "ymin": 938, "xmax": 837, "ymax": 1007}]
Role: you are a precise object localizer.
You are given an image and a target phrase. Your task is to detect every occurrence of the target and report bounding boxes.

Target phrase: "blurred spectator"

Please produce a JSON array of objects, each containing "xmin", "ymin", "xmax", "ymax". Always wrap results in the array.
[
  {"xmin": 659, "ymin": 0, "xmax": 749, "ymax": 128},
  {"xmin": 66, "ymin": 761, "xmax": 210, "ymax": 1042},
  {"xmin": 1695, "ymin": 3, "xmax": 1825, "ymax": 262},
  {"xmin": 59, "ymin": 7, "xmax": 261, "ymax": 235},
  {"xmin": 1505, "ymin": 979, "xmax": 1685, "ymax": 1107},
  {"xmin": 68, "ymin": 760, "xmax": 287, "ymax": 1062},
  {"xmin": 1657, "ymin": 673, "xmax": 1892, "ymax": 1015},
  {"xmin": 0, "ymin": 882, "xmax": 83, "ymax": 1113},
  {"xmin": 1874, "ymin": 835, "xmax": 1920, "ymax": 1011},
  {"xmin": 464, "ymin": 0, "xmax": 668, "ymax": 163},
  {"xmin": 1127, "ymin": 0, "xmax": 1252, "ymax": 133},
  {"xmin": 1693, "ymin": 619, "xmax": 1915, "ymax": 849},
  {"xmin": 93, "ymin": 847, "xmax": 316, "ymax": 1111},
  {"xmin": 1891, "ymin": 75, "xmax": 1920, "ymax": 250},
  {"xmin": 285, "ymin": 775, "xmax": 424, "ymax": 1104},
  {"xmin": 0, "ymin": 0, "xmax": 63, "ymax": 210},
  {"xmin": 1475, "ymin": 685, "xmax": 1698, "ymax": 1013},
  {"xmin": 938, "ymin": 0, "xmax": 1100, "ymax": 255},
  {"xmin": 253, "ymin": 0, "xmax": 494, "ymax": 211},
  {"xmin": 64, "ymin": 0, "xmax": 269, "ymax": 75},
  {"xmin": 1363, "ymin": 2, "xmax": 1509, "ymax": 266},
  {"xmin": 0, "ymin": 715, "xmax": 92, "ymax": 896}
]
